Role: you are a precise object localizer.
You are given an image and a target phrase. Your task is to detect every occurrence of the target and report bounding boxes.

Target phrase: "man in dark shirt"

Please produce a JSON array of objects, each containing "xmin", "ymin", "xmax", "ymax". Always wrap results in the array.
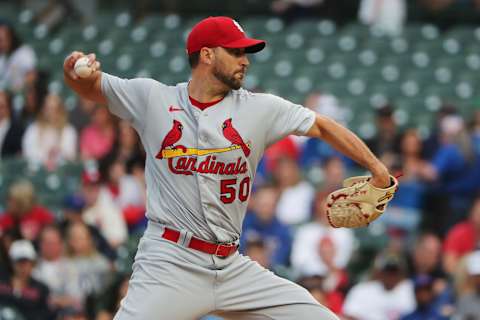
[
  {"xmin": 0, "ymin": 240, "xmax": 52, "ymax": 320},
  {"xmin": 0, "ymin": 90, "xmax": 24, "ymax": 158}
]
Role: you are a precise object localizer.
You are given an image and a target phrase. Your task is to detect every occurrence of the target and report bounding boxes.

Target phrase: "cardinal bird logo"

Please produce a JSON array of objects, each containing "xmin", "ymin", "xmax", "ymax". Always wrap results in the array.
[
  {"xmin": 156, "ymin": 120, "xmax": 183, "ymax": 159},
  {"xmin": 222, "ymin": 118, "xmax": 251, "ymax": 157}
]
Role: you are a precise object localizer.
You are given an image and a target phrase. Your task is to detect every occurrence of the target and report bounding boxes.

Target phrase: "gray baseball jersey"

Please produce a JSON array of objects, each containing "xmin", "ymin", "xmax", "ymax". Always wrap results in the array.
[{"xmin": 101, "ymin": 72, "xmax": 315, "ymax": 243}]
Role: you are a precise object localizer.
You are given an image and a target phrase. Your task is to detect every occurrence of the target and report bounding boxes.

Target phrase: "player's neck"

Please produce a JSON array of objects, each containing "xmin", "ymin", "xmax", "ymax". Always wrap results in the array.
[{"xmin": 188, "ymin": 73, "xmax": 228, "ymax": 103}]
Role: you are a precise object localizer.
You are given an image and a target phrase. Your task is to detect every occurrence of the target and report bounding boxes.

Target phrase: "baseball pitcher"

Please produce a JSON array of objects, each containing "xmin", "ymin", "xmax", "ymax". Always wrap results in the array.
[{"xmin": 64, "ymin": 16, "xmax": 394, "ymax": 320}]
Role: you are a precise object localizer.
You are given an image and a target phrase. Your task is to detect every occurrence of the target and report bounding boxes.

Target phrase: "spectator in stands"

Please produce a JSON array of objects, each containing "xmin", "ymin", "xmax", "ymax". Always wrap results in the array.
[
  {"xmin": 80, "ymin": 106, "xmax": 117, "ymax": 160},
  {"xmin": 81, "ymin": 169, "xmax": 128, "ymax": 248},
  {"xmin": 33, "ymin": 226, "xmax": 81, "ymax": 313},
  {"xmin": 0, "ymin": 20, "xmax": 37, "ymax": 93},
  {"xmin": 65, "ymin": 222, "xmax": 111, "ymax": 307},
  {"xmin": 366, "ymin": 105, "xmax": 401, "ymax": 161},
  {"xmin": 59, "ymin": 194, "xmax": 116, "ymax": 261},
  {"xmin": 470, "ymin": 109, "xmax": 480, "ymax": 155},
  {"xmin": 456, "ymin": 250, "xmax": 480, "ymax": 319},
  {"xmin": 359, "ymin": 0, "xmax": 406, "ymax": 35},
  {"xmin": 408, "ymin": 233, "xmax": 454, "ymax": 318},
  {"xmin": 70, "ymin": 96, "xmax": 97, "ymax": 133},
  {"xmin": 400, "ymin": 274, "xmax": 454, "ymax": 320},
  {"xmin": 243, "ymin": 238, "xmax": 272, "ymax": 269},
  {"xmin": 297, "ymin": 275, "xmax": 344, "ymax": 315},
  {"xmin": 240, "ymin": 184, "xmax": 292, "ymax": 268},
  {"xmin": 379, "ymin": 129, "xmax": 426, "ymax": 234},
  {"xmin": 20, "ymin": 70, "xmax": 49, "ymax": 126},
  {"xmin": 420, "ymin": 114, "xmax": 477, "ymax": 231},
  {"xmin": 22, "ymin": 93, "xmax": 78, "ymax": 169},
  {"xmin": 0, "ymin": 90, "xmax": 24, "ymax": 158},
  {"xmin": 101, "ymin": 151, "xmax": 145, "ymax": 210},
  {"xmin": 94, "ymin": 273, "xmax": 130, "ymax": 320},
  {"xmin": 342, "ymin": 252, "xmax": 416, "ymax": 320},
  {"xmin": 100, "ymin": 155, "xmax": 146, "ymax": 232},
  {"xmin": 114, "ymin": 120, "xmax": 144, "ymax": 163},
  {"xmin": 27, "ymin": 0, "xmax": 98, "ymax": 28},
  {"xmin": 57, "ymin": 306, "xmax": 88, "ymax": 320},
  {"xmin": 0, "ymin": 229, "xmax": 15, "ymax": 275},
  {"xmin": 443, "ymin": 196, "xmax": 480, "ymax": 274},
  {"xmin": 263, "ymin": 136, "xmax": 301, "ymax": 174},
  {"xmin": 273, "ymin": 156, "xmax": 315, "ymax": 225},
  {"xmin": 291, "ymin": 191, "xmax": 353, "ymax": 290},
  {"xmin": 316, "ymin": 156, "xmax": 346, "ymax": 191},
  {"xmin": 410, "ymin": 232, "xmax": 446, "ymax": 281},
  {"xmin": 271, "ymin": 0, "xmax": 327, "ymax": 23},
  {"xmin": 0, "ymin": 180, "xmax": 54, "ymax": 241},
  {"xmin": 423, "ymin": 104, "xmax": 458, "ymax": 159},
  {"xmin": 0, "ymin": 240, "xmax": 52, "ymax": 320}
]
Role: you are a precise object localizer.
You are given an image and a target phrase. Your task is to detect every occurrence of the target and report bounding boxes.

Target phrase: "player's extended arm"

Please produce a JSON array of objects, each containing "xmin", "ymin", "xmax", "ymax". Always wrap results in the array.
[
  {"xmin": 306, "ymin": 114, "xmax": 390, "ymax": 188},
  {"xmin": 63, "ymin": 51, "xmax": 107, "ymax": 105}
]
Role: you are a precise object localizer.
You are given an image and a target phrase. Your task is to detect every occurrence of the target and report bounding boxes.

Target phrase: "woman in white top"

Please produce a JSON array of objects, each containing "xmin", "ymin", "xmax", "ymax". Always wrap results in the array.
[
  {"xmin": 0, "ymin": 21, "xmax": 37, "ymax": 93},
  {"xmin": 22, "ymin": 93, "xmax": 77, "ymax": 169}
]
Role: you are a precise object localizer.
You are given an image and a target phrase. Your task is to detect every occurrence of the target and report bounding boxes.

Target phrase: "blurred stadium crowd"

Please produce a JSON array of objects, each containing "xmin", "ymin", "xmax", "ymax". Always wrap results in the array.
[{"xmin": 2, "ymin": 0, "xmax": 480, "ymax": 319}]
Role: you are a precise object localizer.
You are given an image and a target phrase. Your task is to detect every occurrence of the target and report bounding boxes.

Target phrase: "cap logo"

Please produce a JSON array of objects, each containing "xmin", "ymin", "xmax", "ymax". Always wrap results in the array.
[{"xmin": 232, "ymin": 20, "xmax": 245, "ymax": 33}]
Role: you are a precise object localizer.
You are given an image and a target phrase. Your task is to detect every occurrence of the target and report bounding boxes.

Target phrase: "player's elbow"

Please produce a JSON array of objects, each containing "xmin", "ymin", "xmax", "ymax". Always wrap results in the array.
[{"xmin": 305, "ymin": 114, "xmax": 331, "ymax": 138}]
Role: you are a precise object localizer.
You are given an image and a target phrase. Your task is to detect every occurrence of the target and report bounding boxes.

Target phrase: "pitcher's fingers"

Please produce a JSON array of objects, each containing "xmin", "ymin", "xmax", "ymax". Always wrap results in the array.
[
  {"xmin": 92, "ymin": 61, "xmax": 101, "ymax": 71},
  {"xmin": 86, "ymin": 53, "xmax": 96, "ymax": 66}
]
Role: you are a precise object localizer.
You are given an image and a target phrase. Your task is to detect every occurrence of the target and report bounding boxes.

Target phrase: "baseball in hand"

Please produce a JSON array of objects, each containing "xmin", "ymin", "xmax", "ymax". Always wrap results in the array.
[{"xmin": 74, "ymin": 56, "xmax": 93, "ymax": 78}]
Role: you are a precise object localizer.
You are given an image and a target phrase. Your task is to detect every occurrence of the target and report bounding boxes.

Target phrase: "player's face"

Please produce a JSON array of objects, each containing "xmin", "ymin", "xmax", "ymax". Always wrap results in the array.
[{"xmin": 212, "ymin": 47, "xmax": 249, "ymax": 90}]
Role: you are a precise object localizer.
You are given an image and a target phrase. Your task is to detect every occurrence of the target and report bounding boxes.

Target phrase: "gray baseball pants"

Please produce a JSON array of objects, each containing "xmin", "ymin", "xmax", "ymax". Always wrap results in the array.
[{"xmin": 114, "ymin": 221, "xmax": 339, "ymax": 320}]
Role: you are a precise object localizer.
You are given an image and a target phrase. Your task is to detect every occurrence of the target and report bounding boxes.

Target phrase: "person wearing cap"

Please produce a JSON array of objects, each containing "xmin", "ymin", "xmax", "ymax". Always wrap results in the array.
[
  {"xmin": 456, "ymin": 250, "xmax": 480, "ymax": 319},
  {"xmin": 400, "ymin": 274, "xmax": 454, "ymax": 320},
  {"xmin": 0, "ymin": 239, "xmax": 52, "ymax": 320},
  {"xmin": 343, "ymin": 252, "xmax": 416, "ymax": 320},
  {"xmin": 63, "ymin": 16, "xmax": 391, "ymax": 320}
]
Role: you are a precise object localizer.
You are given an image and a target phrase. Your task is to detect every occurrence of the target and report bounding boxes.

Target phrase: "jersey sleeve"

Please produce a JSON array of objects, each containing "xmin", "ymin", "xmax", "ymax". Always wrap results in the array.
[
  {"xmin": 264, "ymin": 94, "xmax": 316, "ymax": 146},
  {"xmin": 101, "ymin": 72, "xmax": 155, "ymax": 132}
]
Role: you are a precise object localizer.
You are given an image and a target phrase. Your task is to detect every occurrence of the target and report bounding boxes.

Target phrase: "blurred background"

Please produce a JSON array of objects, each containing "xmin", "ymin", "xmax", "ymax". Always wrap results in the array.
[{"xmin": 1, "ymin": 0, "xmax": 480, "ymax": 319}]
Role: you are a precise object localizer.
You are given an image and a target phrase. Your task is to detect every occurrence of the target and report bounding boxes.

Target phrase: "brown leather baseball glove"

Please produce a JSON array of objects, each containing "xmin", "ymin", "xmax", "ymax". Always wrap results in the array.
[{"xmin": 326, "ymin": 175, "xmax": 399, "ymax": 228}]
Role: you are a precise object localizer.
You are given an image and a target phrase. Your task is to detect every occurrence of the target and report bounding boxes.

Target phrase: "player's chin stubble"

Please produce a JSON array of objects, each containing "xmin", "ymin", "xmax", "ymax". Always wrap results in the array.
[{"xmin": 212, "ymin": 65, "xmax": 243, "ymax": 90}]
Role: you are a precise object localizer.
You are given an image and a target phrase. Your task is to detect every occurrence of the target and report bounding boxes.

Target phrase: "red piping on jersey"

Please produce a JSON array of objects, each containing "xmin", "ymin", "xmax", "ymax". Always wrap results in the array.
[{"xmin": 189, "ymin": 96, "xmax": 224, "ymax": 111}]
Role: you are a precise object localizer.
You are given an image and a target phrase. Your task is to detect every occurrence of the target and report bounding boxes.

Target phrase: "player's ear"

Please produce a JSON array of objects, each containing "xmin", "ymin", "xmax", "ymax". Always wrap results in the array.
[{"xmin": 199, "ymin": 47, "xmax": 214, "ymax": 65}]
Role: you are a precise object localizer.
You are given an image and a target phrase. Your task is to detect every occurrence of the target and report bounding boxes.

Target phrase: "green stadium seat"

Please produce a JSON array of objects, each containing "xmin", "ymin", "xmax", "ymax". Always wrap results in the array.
[
  {"xmin": 403, "ymin": 70, "xmax": 435, "ymax": 87},
  {"xmin": 340, "ymin": 23, "xmax": 371, "ymax": 40},
  {"xmin": 465, "ymin": 53, "xmax": 480, "ymax": 71},
  {"xmin": 423, "ymin": 84, "xmax": 456, "ymax": 101},
  {"xmin": 138, "ymin": 14, "xmax": 166, "ymax": 31},
  {"xmin": 315, "ymin": 80, "xmax": 348, "ymax": 97},
  {"xmin": 248, "ymin": 63, "xmax": 275, "ymax": 83},
  {"xmin": 316, "ymin": 20, "xmax": 337, "ymax": 37},
  {"xmin": 369, "ymin": 83, "xmax": 402, "ymax": 100},
  {"xmin": 433, "ymin": 66, "xmax": 454, "ymax": 85},
  {"xmin": 243, "ymin": 16, "xmax": 284, "ymax": 37},
  {"xmin": 364, "ymin": 38, "xmax": 391, "ymax": 56},
  {"xmin": 308, "ymin": 37, "xmax": 339, "ymax": 54},
  {"xmin": 446, "ymin": 26, "xmax": 474, "ymax": 44},
  {"xmin": 287, "ymin": 20, "xmax": 319, "ymax": 38}
]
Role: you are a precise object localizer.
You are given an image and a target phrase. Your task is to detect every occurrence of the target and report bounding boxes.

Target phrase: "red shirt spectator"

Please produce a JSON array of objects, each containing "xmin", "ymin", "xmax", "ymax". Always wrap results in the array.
[
  {"xmin": 0, "ymin": 205, "xmax": 53, "ymax": 240},
  {"xmin": 443, "ymin": 197, "xmax": 480, "ymax": 274},
  {"xmin": 0, "ymin": 180, "xmax": 54, "ymax": 241},
  {"xmin": 264, "ymin": 136, "xmax": 299, "ymax": 172},
  {"xmin": 443, "ymin": 222, "xmax": 477, "ymax": 256}
]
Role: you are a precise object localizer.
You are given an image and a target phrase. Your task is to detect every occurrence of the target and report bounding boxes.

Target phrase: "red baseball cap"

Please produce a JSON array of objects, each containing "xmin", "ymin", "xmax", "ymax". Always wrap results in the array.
[{"xmin": 186, "ymin": 16, "xmax": 266, "ymax": 55}]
